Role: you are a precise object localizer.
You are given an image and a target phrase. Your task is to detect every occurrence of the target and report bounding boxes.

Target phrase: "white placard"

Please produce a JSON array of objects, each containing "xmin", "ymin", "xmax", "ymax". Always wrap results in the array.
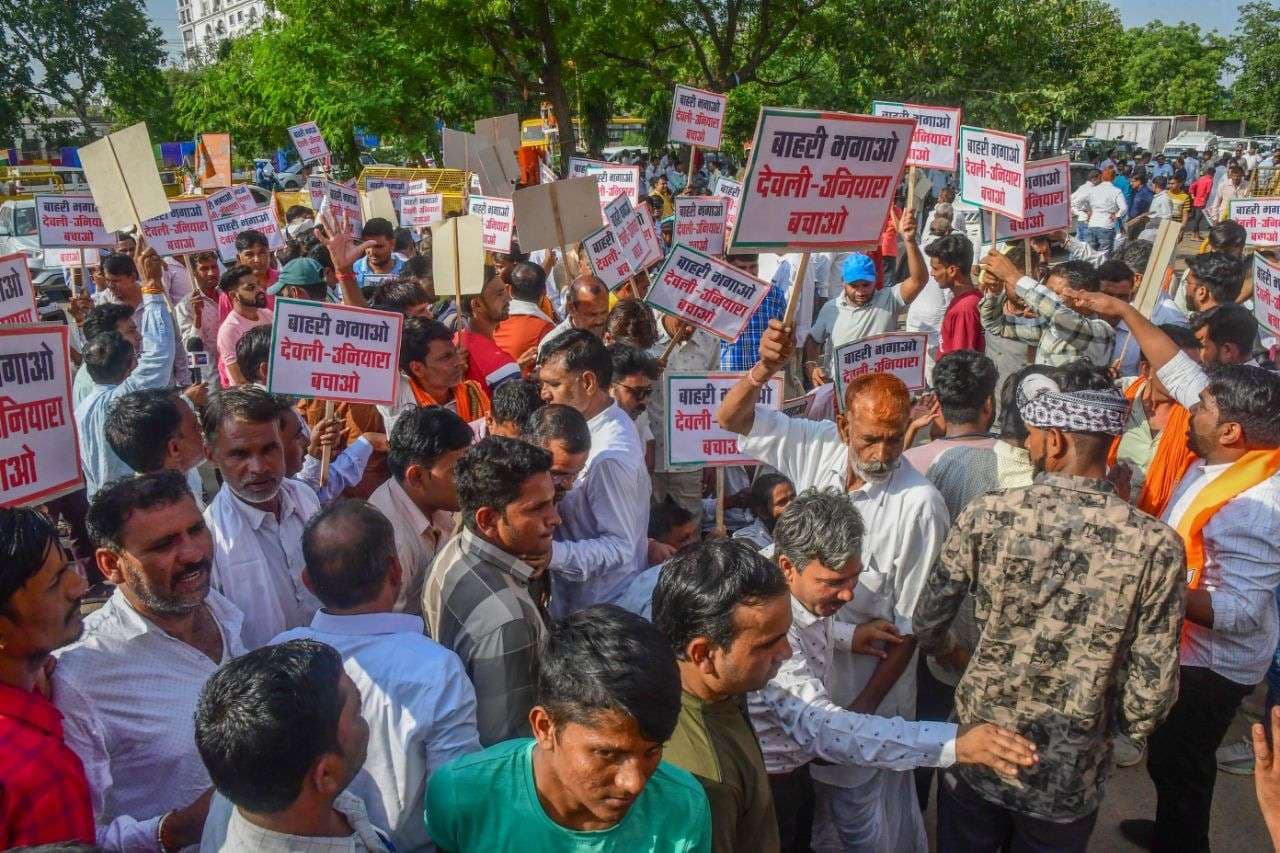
[
  {"xmin": 1229, "ymin": 197, "xmax": 1280, "ymax": 247},
  {"xmin": 959, "ymin": 125, "xmax": 1027, "ymax": 220},
  {"xmin": 140, "ymin": 198, "xmax": 217, "ymax": 257},
  {"xmin": 668, "ymin": 84, "xmax": 727, "ymax": 150},
  {"xmin": 634, "ymin": 204, "xmax": 665, "ymax": 269},
  {"xmin": 34, "ymin": 196, "xmax": 112, "ymax": 249},
  {"xmin": 832, "ymin": 332, "xmax": 929, "ymax": 407},
  {"xmin": 712, "ymin": 176, "xmax": 743, "ymax": 234},
  {"xmin": 267, "ymin": 298, "xmax": 404, "ymax": 405},
  {"xmin": 666, "ymin": 373, "xmax": 782, "ymax": 467},
  {"xmin": 1252, "ymin": 253, "xmax": 1280, "ymax": 336},
  {"xmin": 211, "ymin": 207, "xmax": 284, "ymax": 263},
  {"xmin": 674, "ymin": 196, "xmax": 727, "ymax": 255},
  {"xmin": 584, "ymin": 163, "xmax": 641, "ymax": 209},
  {"xmin": 729, "ymin": 107, "xmax": 914, "ymax": 253},
  {"xmin": 0, "ymin": 324, "xmax": 82, "ymax": 507},
  {"xmin": 995, "ymin": 157, "xmax": 1071, "ymax": 240},
  {"xmin": 645, "ymin": 243, "xmax": 771, "ymax": 341},
  {"xmin": 604, "ymin": 196, "xmax": 648, "ymax": 274},
  {"xmin": 568, "ymin": 156, "xmax": 608, "ymax": 179},
  {"xmin": 400, "ymin": 194, "xmax": 445, "ymax": 229},
  {"xmin": 871, "ymin": 101, "xmax": 962, "ymax": 171},
  {"xmin": 582, "ymin": 225, "xmax": 633, "ymax": 291},
  {"xmin": 288, "ymin": 121, "xmax": 330, "ymax": 163},
  {"xmin": 467, "ymin": 195, "xmax": 516, "ymax": 254},
  {"xmin": 0, "ymin": 254, "xmax": 37, "ymax": 324}
]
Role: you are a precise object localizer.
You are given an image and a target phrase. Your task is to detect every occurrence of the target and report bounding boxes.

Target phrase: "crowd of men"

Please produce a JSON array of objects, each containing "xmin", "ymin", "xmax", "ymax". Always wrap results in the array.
[{"xmin": 2, "ymin": 143, "xmax": 1280, "ymax": 853}]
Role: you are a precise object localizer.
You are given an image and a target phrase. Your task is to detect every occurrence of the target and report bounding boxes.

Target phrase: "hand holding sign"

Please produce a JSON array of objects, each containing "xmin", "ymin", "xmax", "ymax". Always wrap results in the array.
[{"xmin": 759, "ymin": 319, "xmax": 795, "ymax": 375}]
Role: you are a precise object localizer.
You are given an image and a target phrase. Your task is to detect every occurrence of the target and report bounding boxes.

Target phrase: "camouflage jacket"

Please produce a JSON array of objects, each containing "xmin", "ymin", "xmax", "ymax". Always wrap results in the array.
[{"xmin": 915, "ymin": 472, "xmax": 1186, "ymax": 821}]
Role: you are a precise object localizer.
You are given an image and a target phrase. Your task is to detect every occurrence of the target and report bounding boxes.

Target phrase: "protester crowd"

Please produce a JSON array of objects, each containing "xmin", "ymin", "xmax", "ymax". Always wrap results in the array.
[{"xmin": 3, "ymin": 136, "xmax": 1280, "ymax": 853}]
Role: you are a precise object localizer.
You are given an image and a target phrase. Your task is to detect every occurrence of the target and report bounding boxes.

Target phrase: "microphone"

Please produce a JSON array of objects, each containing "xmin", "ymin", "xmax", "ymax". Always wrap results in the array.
[{"xmin": 186, "ymin": 338, "xmax": 209, "ymax": 384}]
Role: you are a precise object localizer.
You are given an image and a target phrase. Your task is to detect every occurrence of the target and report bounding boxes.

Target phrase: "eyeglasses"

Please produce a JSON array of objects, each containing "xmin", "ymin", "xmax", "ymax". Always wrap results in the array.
[{"xmin": 614, "ymin": 384, "xmax": 654, "ymax": 399}]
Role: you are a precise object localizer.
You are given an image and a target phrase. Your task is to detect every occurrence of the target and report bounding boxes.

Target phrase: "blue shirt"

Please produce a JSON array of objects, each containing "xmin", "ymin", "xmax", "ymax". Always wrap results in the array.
[
  {"xmin": 1113, "ymin": 175, "xmax": 1132, "ymax": 207},
  {"xmin": 353, "ymin": 255, "xmax": 406, "ymax": 287},
  {"xmin": 719, "ymin": 284, "xmax": 785, "ymax": 371},
  {"xmin": 1130, "ymin": 185, "xmax": 1154, "ymax": 217},
  {"xmin": 1151, "ymin": 163, "xmax": 1173, "ymax": 179},
  {"xmin": 75, "ymin": 294, "xmax": 176, "ymax": 498}
]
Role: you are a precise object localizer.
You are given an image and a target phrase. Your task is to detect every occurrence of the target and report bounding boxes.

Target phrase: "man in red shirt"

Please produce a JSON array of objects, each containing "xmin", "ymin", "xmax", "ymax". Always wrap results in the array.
[
  {"xmin": 926, "ymin": 234, "xmax": 985, "ymax": 354},
  {"xmin": 458, "ymin": 269, "xmax": 521, "ymax": 395},
  {"xmin": 1187, "ymin": 172, "xmax": 1215, "ymax": 239},
  {"xmin": 0, "ymin": 508, "xmax": 95, "ymax": 848}
]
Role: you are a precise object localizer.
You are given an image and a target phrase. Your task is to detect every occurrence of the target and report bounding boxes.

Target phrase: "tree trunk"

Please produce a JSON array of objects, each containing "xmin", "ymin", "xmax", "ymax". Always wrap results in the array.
[{"xmin": 532, "ymin": 0, "xmax": 576, "ymax": 170}]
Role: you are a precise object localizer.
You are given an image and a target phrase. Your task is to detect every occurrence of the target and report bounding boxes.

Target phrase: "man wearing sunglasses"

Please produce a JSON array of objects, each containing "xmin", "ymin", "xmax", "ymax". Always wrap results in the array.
[{"xmin": 608, "ymin": 343, "xmax": 661, "ymax": 469}]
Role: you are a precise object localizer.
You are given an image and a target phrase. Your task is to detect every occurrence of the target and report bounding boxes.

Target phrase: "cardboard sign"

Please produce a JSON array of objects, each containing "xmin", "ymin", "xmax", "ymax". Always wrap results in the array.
[
  {"xmin": 646, "ymin": 243, "xmax": 771, "ymax": 341},
  {"xmin": 467, "ymin": 195, "xmax": 516, "ymax": 254},
  {"xmin": 442, "ymin": 128, "xmax": 515, "ymax": 198},
  {"xmin": 666, "ymin": 372, "xmax": 782, "ymax": 467},
  {"xmin": 1252, "ymin": 253, "xmax": 1280, "ymax": 336},
  {"xmin": 267, "ymin": 298, "xmax": 403, "ymax": 405},
  {"xmin": 729, "ymin": 107, "xmax": 914, "ymax": 253},
  {"xmin": 318, "ymin": 181, "xmax": 363, "ymax": 231},
  {"xmin": 568, "ymin": 156, "xmax": 608, "ymax": 179},
  {"xmin": 195, "ymin": 133, "xmax": 233, "ymax": 188},
  {"xmin": 78, "ymin": 122, "xmax": 170, "ymax": 232},
  {"xmin": 511, "ymin": 177, "xmax": 604, "ymax": 252},
  {"xmin": 289, "ymin": 121, "xmax": 330, "ymax": 163},
  {"xmin": 43, "ymin": 248, "xmax": 88, "ymax": 269},
  {"xmin": 668, "ymin": 85, "xmax": 726, "ymax": 150},
  {"xmin": 0, "ymin": 325, "xmax": 81, "ymax": 507},
  {"xmin": 584, "ymin": 164, "xmax": 641, "ymax": 209},
  {"xmin": 212, "ymin": 207, "xmax": 284, "ymax": 263},
  {"xmin": 871, "ymin": 101, "xmax": 961, "ymax": 171},
  {"xmin": 1228, "ymin": 197, "xmax": 1280, "ymax": 247},
  {"xmin": 712, "ymin": 175, "xmax": 743, "ymax": 233},
  {"xmin": 674, "ymin": 196, "xmax": 727, "ymax": 255},
  {"xmin": 604, "ymin": 196, "xmax": 648, "ymax": 274},
  {"xmin": 34, "ymin": 196, "xmax": 113, "ymax": 249},
  {"xmin": 140, "ymin": 198, "xmax": 216, "ymax": 257},
  {"xmin": 582, "ymin": 225, "xmax": 633, "ymax": 291},
  {"xmin": 360, "ymin": 186, "xmax": 399, "ymax": 227},
  {"xmin": 364, "ymin": 177, "xmax": 411, "ymax": 208},
  {"xmin": 473, "ymin": 113, "xmax": 522, "ymax": 184},
  {"xmin": 635, "ymin": 204, "xmax": 665, "ymax": 269},
  {"xmin": 959, "ymin": 126, "xmax": 1027, "ymax": 220},
  {"xmin": 995, "ymin": 156, "xmax": 1070, "ymax": 240},
  {"xmin": 832, "ymin": 332, "xmax": 928, "ymax": 405},
  {"xmin": 431, "ymin": 215, "xmax": 487, "ymax": 297},
  {"xmin": 0, "ymin": 255, "xmax": 37, "ymax": 325},
  {"xmin": 399, "ymin": 194, "xmax": 445, "ymax": 229}
]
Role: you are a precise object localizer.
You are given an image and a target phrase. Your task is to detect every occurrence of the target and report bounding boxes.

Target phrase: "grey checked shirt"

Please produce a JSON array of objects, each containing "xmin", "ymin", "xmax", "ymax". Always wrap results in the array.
[{"xmin": 423, "ymin": 527, "xmax": 548, "ymax": 746}]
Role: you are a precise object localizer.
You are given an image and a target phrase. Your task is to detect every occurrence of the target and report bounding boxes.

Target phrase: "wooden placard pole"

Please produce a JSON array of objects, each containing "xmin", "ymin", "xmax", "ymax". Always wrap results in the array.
[
  {"xmin": 990, "ymin": 210, "xmax": 998, "ymax": 255},
  {"xmin": 907, "ymin": 166, "xmax": 918, "ymax": 226},
  {"xmin": 1024, "ymin": 237, "xmax": 1033, "ymax": 276},
  {"xmin": 714, "ymin": 466, "xmax": 726, "ymax": 537},
  {"xmin": 75, "ymin": 250, "xmax": 87, "ymax": 298},
  {"xmin": 688, "ymin": 145, "xmax": 698, "ymax": 189},
  {"xmin": 318, "ymin": 399, "xmax": 336, "ymax": 486}
]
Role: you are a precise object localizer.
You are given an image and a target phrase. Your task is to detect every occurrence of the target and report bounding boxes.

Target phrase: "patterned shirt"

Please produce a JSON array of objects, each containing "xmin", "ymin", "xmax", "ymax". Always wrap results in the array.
[
  {"xmin": 0, "ymin": 684, "xmax": 95, "ymax": 848},
  {"xmin": 423, "ymin": 527, "xmax": 548, "ymax": 746},
  {"xmin": 719, "ymin": 284, "xmax": 786, "ymax": 371},
  {"xmin": 979, "ymin": 276, "xmax": 1115, "ymax": 367},
  {"xmin": 914, "ymin": 472, "xmax": 1186, "ymax": 821}
]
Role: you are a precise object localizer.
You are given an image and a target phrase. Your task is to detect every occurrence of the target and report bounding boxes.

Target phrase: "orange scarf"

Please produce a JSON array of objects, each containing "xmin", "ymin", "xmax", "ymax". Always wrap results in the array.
[
  {"xmin": 409, "ymin": 377, "xmax": 491, "ymax": 423},
  {"xmin": 1178, "ymin": 449, "xmax": 1280, "ymax": 589},
  {"xmin": 1107, "ymin": 378, "xmax": 1196, "ymax": 517}
]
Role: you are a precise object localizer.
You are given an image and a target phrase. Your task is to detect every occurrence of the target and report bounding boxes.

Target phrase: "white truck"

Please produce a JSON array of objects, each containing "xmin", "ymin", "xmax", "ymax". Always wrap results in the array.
[
  {"xmin": 1085, "ymin": 116, "xmax": 1204, "ymax": 154},
  {"xmin": 1163, "ymin": 131, "xmax": 1219, "ymax": 157}
]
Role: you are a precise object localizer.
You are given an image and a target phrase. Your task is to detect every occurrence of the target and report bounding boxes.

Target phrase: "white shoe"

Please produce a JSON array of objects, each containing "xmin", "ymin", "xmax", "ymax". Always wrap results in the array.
[
  {"xmin": 1216, "ymin": 738, "xmax": 1256, "ymax": 775},
  {"xmin": 1113, "ymin": 735, "xmax": 1145, "ymax": 767}
]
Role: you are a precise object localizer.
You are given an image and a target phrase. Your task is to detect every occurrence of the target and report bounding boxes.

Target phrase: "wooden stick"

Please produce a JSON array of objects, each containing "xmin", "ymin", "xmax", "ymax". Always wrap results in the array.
[
  {"xmin": 781, "ymin": 252, "xmax": 811, "ymax": 329},
  {"xmin": 907, "ymin": 166, "xmax": 918, "ymax": 217},
  {"xmin": 990, "ymin": 210, "xmax": 998, "ymax": 255},
  {"xmin": 452, "ymin": 218, "xmax": 465, "ymax": 329},
  {"xmin": 660, "ymin": 333, "xmax": 681, "ymax": 364},
  {"xmin": 714, "ymin": 467, "xmax": 725, "ymax": 536},
  {"xmin": 75, "ymin": 250, "xmax": 86, "ymax": 298},
  {"xmin": 687, "ymin": 146, "xmax": 698, "ymax": 189},
  {"xmin": 1024, "ymin": 237, "xmax": 1032, "ymax": 276},
  {"xmin": 319, "ymin": 399, "xmax": 336, "ymax": 486}
]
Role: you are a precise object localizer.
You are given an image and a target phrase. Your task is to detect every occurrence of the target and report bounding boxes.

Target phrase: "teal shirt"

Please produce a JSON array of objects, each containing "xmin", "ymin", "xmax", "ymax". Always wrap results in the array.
[{"xmin": 426, "ymin": 738, "xmax": 712, "ymax": 853}]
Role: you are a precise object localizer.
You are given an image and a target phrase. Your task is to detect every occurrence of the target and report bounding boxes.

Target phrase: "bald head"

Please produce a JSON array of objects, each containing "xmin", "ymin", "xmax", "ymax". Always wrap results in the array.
[
  {"xmin": 301, "ymin": 500, "xmax": 397, "ymax": 610},
  {"xmin": 567, "ymin": 274, "xmax": 611, "ymax": 338}
]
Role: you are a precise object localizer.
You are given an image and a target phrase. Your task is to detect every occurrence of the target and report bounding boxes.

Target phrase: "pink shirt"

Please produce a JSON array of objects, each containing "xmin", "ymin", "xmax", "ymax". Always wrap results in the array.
[{"xmin": 216, "ymin": 308, "xmax": 273, "ymax": 385}]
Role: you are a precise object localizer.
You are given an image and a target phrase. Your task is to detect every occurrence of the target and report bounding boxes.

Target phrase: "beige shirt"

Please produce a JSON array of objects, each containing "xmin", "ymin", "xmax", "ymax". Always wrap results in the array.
[{"xmin": 368, "ymin": 476, "xmax": 454, "ymax": 615}]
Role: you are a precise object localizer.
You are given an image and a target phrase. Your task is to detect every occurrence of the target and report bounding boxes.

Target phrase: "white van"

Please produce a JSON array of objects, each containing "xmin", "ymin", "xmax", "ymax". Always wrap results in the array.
[{"xmin": 1163, "ymin": 132, "xmax": 1218, "ymax": 157}]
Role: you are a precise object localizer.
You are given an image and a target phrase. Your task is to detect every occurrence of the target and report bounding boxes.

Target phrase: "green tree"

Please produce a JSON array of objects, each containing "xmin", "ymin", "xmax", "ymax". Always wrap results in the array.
[
  {"xmin": 1113, "ymin": 22, "xmax": 1230, "ymax": 116},
  {"xmin": 1232, "ymin": 1, "xmax": 1280, "ymax": 133},
  {"xmin": 0, "ymin": 0, "xmax": 166, "ymax": 138}
]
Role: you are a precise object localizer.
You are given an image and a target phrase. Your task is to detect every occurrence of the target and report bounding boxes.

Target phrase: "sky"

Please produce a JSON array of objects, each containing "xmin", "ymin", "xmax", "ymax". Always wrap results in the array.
[{"xmin": 145, "ymin": 0, "xmax": 1248, "ymax": 61}]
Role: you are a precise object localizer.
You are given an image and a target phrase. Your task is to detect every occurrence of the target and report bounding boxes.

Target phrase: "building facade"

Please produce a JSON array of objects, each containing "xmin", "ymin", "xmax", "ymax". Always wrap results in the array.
[{"xmin": 178, "ymin": 0, "xmax": 268, "ymax": 65}]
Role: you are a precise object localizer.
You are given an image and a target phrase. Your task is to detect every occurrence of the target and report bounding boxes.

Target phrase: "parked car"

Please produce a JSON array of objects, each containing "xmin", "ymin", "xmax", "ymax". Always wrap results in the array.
[{"xmin": 0, "ymin": 199, "xmax": 71, "ymax": 301}]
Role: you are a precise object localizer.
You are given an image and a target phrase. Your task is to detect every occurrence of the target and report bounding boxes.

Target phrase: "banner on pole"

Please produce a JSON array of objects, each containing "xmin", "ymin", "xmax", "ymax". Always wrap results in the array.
[
  {"xmin": 511, "ymin": 177, "xmax": 604, "ymax": 252},
  {"xmin": 0, "ymin": 324, "xmax": 81, "ymax": 507},
  {"xmin": 668, "ymin": 85, "xmax": 727, "ymax": 150},
  {"xmin": 1229, "ymin": 198, "xmax": 1280, "ymax": 246},
  {"xmin": 712, "ymin": 175, "xmax": 743, "ymax": 234},
  {"xmin": 582, "ymin": 225, "xmax": 633, "ymax": 291},
  {"xmin": 140, "ymin": 198, "xmax": 217, "ymax": 257},
  {"xmin": 1252, "ymin": 253, "xmax": 1280, "ymax": 336},
  {"xmin": 584, "ymin": 163, "xmax": 641, "ymax": 209},
  {"xmin": 34, "ymin": 196, "xmax": 112, "ymax": 249},
  {"xmin": 288, "ymin": 121, "xmax": 330, "ymax": 164},
  {"xmin": 832, "ymin": 332, "xmax": 928, "ymax": 407},
  {"xmin": 267, "ymin": 298, "xmax": 403, "ymax": 405},
  {"xmin": 666, "ymin": 372, "xmax": 781, "ymax": 467},
  {"xmin": 674, "ymin": 196, "xmax": 727, "ymax": 255},
  {"xmin": 0, "ymin": 254, "xmax": 37, "ymax": 325},
  {"xmin": 646, "ymin": 243, "xmax": 771, "ymax": 341},
  {"xmin": 78, "ymin": 121, "xmax": 170, "ymax": 231},
  {"xmin": 212, "ymin": 207, "xmax": 284, "ymax": 263},
  {"xmin": 958, "ymin": 126, "xmax": 1027, "ymax": 220},
  {"xmin": 399, "ymin": 194, "xmax": 445, "ymax": 229},
  {"xmin": 870, "ymin": 101, "xmax": 962, "ymax": 171},
  {"xmin": 728, "ymin": 107, "xmax": 914, "ymax": 253},
  {"xmin": 604, "ymin": 196, "xmax": 648, "ymax": 274},
  {"xmin": 467, "ymin": 195, "xmax": 516, "ymax": 254},
  {"xmin": 994, "ymin": 156, "xmax": 1070, "ymax": 240}
]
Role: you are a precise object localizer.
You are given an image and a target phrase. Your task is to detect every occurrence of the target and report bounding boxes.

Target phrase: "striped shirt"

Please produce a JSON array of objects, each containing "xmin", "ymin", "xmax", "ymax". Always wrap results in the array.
[
  {"xmin": 423, "ymin": 527, "xmax": 548, "ymax": 746},
  {"xmin": 979, "ymin": 276, "xmax": 1115, "ymax": 366}
]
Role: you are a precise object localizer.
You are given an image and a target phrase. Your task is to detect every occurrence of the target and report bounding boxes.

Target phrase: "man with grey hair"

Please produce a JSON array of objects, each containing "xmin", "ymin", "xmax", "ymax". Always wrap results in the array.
[
  {"xmin": 537, "ymin": 274, "xmax": 612, "ymax": 354},
  {"xmin": 748, "ymin": 487, "xmax": 1039, "ymax": 852}
]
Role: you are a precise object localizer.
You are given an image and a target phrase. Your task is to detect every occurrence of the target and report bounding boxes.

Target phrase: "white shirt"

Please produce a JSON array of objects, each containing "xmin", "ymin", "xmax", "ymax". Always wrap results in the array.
[
  {"xmin": 1082, "ymin": 180, "xmax": 1128, "ymax": 228},
  {"xmin": 54, "ymin": 588, "xmax": 246, "ymax": 852},
  {"xmin": 1070, "ymin": 182, "xmax": 1094, "ymax": 223},
  {"xmin": 1157, "ymin": 351, "xmax": 1280, "ymax": 685},
  {"xmin": 761, "ymin": 253, "xmax": 817, "ymax": 345},
  {"xmin": 905, "ymin": 234, "xmax": 952, "ymax": 352},
  {"xmin": 203, "ymin": 790, "xmax": 392, "ymax": 852},
  {"xmin": 747, "ymin": 594, "xmax": 957, "ymax": 775},
  {"xmin": 807, "ymin": 287, "xmax": 907, "ymax": 375},
  {"xmin": 537, "ymin": 315, "xmax": 575, "ymax": 356},
  {"xmin": 740, "ymin": 406, "xmax": 950, "ymax": 787},
  {"xmin": 273, "ymin": 612, "xmax": 481, "ymax": 852},
  {"xmin": 549, "ymin": 401, "xmax": 651, "ymax": 616},
  {"xmin": 368, "ymin": 477, "xmax": 454, "ymax": 616},
  {"xmin": 206, "ymin": 478, "xmax": 321, "ymax": 649}
]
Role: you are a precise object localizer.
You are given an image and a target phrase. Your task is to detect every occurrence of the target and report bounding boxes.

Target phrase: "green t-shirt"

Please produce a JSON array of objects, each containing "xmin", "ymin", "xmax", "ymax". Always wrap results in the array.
[{"xmin": 426, "ymin": 738, "xmax": 712, "ymax": 853}]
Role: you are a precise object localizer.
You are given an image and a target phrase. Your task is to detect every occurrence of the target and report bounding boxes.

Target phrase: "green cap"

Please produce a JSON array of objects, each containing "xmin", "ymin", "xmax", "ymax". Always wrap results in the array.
[{"xmin": 270, "ymin": 258, "xmax": 325, "ymax": 294}]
